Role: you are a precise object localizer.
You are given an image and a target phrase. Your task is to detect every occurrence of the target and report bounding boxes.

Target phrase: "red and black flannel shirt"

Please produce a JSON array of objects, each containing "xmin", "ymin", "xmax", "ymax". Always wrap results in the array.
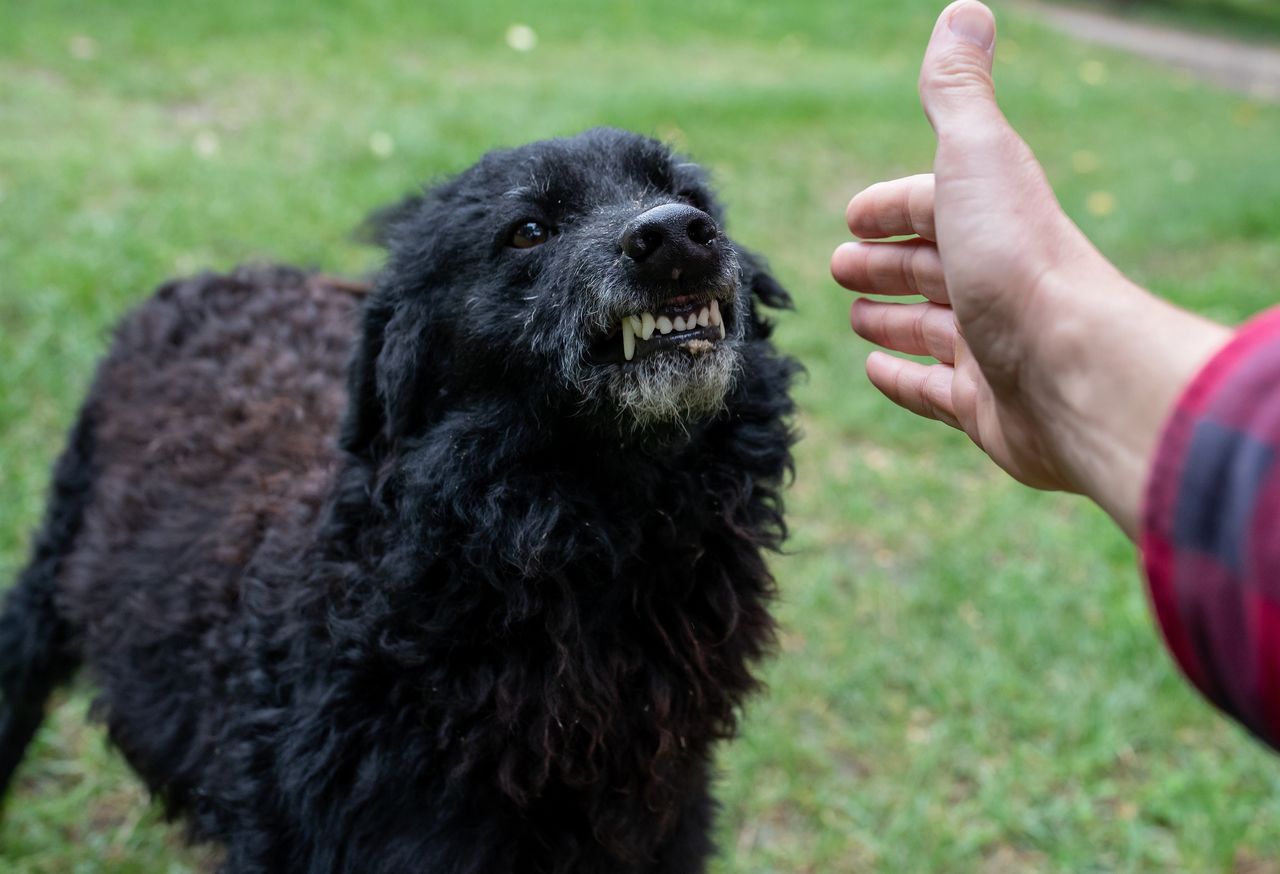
[{"xmin": 1144, "ymin": 308, "xmax": 1280, "ymax": 749}]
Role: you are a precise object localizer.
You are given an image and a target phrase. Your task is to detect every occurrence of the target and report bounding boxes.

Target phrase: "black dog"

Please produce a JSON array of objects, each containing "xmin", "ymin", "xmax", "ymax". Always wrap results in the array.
[{"xmin": 0, "ymin": 128, "xmax": 796, "ymax": 873}]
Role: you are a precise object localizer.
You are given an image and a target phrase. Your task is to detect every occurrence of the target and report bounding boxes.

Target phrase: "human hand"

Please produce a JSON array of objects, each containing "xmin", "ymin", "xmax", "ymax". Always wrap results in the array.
[{"xmin": 831, "ymin": 0, "xmax": 1229, "ymax": 538}]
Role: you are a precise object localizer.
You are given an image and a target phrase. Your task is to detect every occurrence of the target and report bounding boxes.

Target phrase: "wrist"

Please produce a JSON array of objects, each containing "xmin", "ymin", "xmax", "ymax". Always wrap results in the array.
[{"xmin": 1024, "ymin": 269, "xmax": 1230, "ymax": 538}]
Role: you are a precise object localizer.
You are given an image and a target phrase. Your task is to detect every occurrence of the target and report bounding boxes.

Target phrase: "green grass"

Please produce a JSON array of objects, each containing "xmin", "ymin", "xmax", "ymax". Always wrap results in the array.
[{"xmin": 3, "ymin": 0, "xmax": 1280, "ymax": 870}]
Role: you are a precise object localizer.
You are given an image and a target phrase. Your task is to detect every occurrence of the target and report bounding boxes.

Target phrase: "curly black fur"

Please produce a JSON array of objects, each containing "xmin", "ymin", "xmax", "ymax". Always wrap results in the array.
[{"xmin": 0, "ymin": 128, "xmax": 796, "ymax": 873}]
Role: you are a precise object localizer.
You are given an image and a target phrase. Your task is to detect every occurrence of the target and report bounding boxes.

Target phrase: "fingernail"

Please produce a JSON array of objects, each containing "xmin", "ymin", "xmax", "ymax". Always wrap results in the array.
[{"xmin": 948, "ymin": 2, "xmax": 995, "ymax": 51}]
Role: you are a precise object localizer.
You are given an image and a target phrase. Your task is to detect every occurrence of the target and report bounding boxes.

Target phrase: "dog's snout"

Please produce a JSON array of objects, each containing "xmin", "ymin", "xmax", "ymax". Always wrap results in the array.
[{"xmin": 620, "ymin": 204, "xmax": 720, "ymax": 279}]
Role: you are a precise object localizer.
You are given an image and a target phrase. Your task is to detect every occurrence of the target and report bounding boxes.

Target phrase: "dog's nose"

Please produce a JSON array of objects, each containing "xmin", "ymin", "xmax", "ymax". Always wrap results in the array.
[{"xmin": 620, "ymin": 204, "xmax": 720, "ymax": 280}]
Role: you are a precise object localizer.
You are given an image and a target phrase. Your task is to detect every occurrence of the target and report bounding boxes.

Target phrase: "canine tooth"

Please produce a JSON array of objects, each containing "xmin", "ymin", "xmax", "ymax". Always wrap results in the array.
[
  {"xmin": 674, "ymin": 315, "xmax": 687, "ymax": 332},
  {"xmin": 628, "ymin": 315, "xmax": 643, "ymax": 335},
  {"xmin": 718, "ymin": 320, "xmax": 726, "ymax": 340},
  {"xmin": 641, "ymin": 312, "xmax": 655, "ymax": 340},
  {"xmin": 657, "ymin": 315, "xmax": 673, "ymax": 335},
  {"xmin": 697, "ymin": 307, "xmax": 710, "ymax": 327},
  {"xmin": 622, "ymin": 316, "xmax": 635, "ymax": 361},
  {"xmin": 710, "ymin": 299, "xmax": 722, "ymax": 326}
]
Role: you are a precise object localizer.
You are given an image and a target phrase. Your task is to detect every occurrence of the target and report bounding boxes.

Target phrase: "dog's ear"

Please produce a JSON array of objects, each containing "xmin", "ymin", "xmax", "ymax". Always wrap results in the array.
[
  {"xmin": 340, "ymin": 291, "xmax": 441, "ymax": 458},
  {"xmin": 735, "ymin": 247, "xmax": 792, "ymax": 341},
  {"xmin": 373, "ymin": 297, "xmax": 437, "ymax": 441},
  {"xmin": 343, "ymin": 188, "xmax": 454, "ymax": 457},
  {"xmin": 355, "ymin": 193, "xmax": 426, "ymax": 249},
  {"xmin": 738, "ymin": 247, "xmax": 792, "ymax": 311},
  {"xmin": 339, "ymin": 294, "xmax": 395, "ymax": 457}
]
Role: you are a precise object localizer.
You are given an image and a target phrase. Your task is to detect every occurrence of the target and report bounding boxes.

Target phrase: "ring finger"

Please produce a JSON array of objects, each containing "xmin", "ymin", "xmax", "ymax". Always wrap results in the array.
[{"xmin": 849, "ymin": 299, "xmax": 960, "ymax": 364}]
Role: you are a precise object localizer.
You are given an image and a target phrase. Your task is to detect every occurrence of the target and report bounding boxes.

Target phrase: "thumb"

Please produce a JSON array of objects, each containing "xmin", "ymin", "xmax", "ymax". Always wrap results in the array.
[{"xmin": 919, "ymin": 1, "xmax": 1002, "ymax": 136}]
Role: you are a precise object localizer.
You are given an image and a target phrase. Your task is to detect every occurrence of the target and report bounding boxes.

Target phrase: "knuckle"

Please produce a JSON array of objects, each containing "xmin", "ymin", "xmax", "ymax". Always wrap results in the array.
[
  {"xmin": 896, "ymin": 249, "xmax": 916, "ymax": 294},
  {"xmin": 906, "ymin": 182, "xmax": 935, "ymax": 237},
  {"xmin": 935, "ymin": 124, "xmax": 1009, "ymax": 159},
  {"xmin": 873, "ymin": 303, "xmax": 894, "ymax": 339},
  {"xmin": 906, "ymin": 246, "xmax": 928, "ymax": 294},
  {"xmin": 923, "ymin": 310, "xmax": 950, "ymax": 354},
  {"xmin": 911, "ymin": 307, "xmax": 932, "ymax": 350},
  {"xmin": 924, "ymin": 364, "xmax": 947, "ymax": 396},
  {"xmin": 921, "ymin": 48, "xmax": 994, "ymax": 93},
  {"xmin": 923, "ymin": 366, "xmax": 954, "ymax": 417}
]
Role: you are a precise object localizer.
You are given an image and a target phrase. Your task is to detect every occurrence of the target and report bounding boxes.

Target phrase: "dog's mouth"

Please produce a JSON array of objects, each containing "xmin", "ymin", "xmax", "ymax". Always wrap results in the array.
[{"xmin": 587, "ymin": 292, "xmax": 732, "ymax": 366}]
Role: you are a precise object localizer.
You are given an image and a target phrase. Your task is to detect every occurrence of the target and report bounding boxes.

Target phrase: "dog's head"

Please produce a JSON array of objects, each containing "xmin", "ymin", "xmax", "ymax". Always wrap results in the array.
[{"xmin": 347, "ymin": 128, "xmax": 789, "ymax": 452}]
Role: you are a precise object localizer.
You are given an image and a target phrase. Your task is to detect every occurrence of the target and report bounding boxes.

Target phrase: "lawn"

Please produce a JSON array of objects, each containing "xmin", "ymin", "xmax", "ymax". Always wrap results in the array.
[{"xmin": 3, "ymin": 0, "xmax": 1280, "ymax": 871}]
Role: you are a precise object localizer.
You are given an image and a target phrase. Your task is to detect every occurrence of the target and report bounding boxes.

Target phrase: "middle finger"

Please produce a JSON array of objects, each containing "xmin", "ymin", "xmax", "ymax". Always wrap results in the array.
[{"xmin": 831, "ymin": 238, "xmax": 949, "ymax": 303}]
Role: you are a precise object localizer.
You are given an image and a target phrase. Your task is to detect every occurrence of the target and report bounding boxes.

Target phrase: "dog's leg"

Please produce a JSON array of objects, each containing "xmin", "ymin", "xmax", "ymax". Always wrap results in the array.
[{"xmin": 0, "ymin": 402, "xmax": 96, "ymax": 804}]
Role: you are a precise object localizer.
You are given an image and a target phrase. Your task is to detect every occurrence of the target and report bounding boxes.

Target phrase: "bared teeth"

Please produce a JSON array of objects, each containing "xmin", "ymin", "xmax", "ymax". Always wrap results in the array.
[
  {"xmin": 622, "ymin": 316, "xmax": 635, "ymax": 361},
  {"xmin": 615, "ymin": 301, "xmax": 727, "ymax": 361},
  {"xmin": 641, "ymin": 312, "xmax": 655, "ymax": 340}
]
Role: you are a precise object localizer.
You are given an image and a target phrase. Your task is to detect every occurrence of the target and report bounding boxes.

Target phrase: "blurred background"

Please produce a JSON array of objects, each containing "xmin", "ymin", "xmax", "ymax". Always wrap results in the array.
[{"xmin": 3, "ymin": 0, "xmax": 1280, "ymax": 870}]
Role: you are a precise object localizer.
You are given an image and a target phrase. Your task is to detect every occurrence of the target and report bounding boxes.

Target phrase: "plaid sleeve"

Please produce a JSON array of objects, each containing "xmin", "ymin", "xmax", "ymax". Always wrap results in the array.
[{"xmin": 1143, "ymin": 307, "xmax": 1280, "ymax": 750}]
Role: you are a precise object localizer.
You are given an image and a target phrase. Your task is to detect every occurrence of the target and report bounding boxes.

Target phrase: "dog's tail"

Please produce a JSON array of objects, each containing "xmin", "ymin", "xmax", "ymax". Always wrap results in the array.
[{"xmin": 0, "ymin": 404, "xmax": 95, "ymax": 803}]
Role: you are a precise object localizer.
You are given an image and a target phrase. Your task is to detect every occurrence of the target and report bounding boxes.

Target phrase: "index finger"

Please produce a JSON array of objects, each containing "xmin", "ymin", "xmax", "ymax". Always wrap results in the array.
[{"xmin": 845, "ymin": 174, "xmax": 936, "ymax": 242}]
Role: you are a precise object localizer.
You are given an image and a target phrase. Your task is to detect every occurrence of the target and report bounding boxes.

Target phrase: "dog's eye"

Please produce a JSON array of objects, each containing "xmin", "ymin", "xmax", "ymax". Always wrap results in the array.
[{"xmin": 509, "ymin": 221, "xmax": 551, "ymax": 249}]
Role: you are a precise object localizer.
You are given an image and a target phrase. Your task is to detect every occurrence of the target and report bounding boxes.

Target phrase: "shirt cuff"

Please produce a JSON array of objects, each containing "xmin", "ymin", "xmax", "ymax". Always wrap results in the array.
[{"xmin": 1142, "ymin": 306, "xmax": 1280, "ymax": 744}]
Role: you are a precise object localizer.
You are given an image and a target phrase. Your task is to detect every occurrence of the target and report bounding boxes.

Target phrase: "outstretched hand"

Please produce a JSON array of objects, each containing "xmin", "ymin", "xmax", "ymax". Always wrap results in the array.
[
  {"xmin": 834, "ymin": 170, "xmax": 1079, "ymax": 494},
  {"xmin": 831, "ymin": 0, "xmax": 1229, "ymax": 538}
]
